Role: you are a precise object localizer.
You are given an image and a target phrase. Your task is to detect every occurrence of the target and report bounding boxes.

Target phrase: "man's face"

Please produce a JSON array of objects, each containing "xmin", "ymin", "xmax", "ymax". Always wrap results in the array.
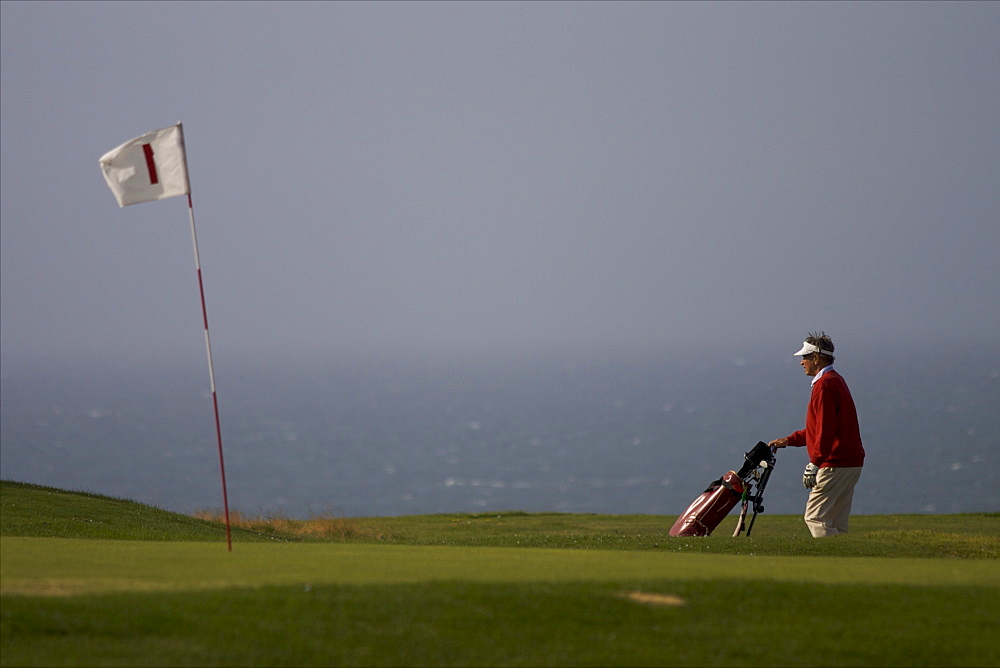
[{"xmin": 800, "ymin": 353, "xmax": 824, "ymax": 377}]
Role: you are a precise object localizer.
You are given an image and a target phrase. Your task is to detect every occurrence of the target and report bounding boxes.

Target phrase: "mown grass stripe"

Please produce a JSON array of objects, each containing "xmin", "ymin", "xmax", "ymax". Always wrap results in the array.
[{"xmin": 3, "ymin": 537, "xmax": 997, "ymax": 597}]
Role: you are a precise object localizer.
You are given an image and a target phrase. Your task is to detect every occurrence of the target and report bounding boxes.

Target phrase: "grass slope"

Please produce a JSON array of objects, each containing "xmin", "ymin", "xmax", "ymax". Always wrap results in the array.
[
  {"xmin": 5, "ymin": 480, "xmax": 997, "ymax": 557},
  {"xmin": 2, "ymin": 481, "xmax": 998, "ymax": 667},
  {"xmin": 0, "ymin": 481, "xmax": 280, "ymax": 542}
]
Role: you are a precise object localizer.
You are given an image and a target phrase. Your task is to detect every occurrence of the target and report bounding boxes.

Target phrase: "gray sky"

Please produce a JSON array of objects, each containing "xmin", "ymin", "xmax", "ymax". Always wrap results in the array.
[{"xmin": 2, "ymin": 1, "xmax": 998, "ymax": 366}]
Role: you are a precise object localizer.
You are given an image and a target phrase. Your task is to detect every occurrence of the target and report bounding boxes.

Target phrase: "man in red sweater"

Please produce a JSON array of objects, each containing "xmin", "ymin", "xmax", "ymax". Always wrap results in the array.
[{"xmin": 769, "ymin": 332, "xmax": 865, "ymax": 537}]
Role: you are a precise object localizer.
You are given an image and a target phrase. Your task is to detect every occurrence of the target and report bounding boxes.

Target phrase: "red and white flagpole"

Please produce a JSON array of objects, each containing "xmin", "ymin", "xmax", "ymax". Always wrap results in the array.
[
  {"xmin": 101, "ymin": 122, "xmax": 232, "ymax": 550},
  {"xmin": 185, "ymin": 189, "xmax": 232, "ymax": 552},
  {"xmin": 177, "ymin": 123, "xmax": 232, "ymax": 552}
]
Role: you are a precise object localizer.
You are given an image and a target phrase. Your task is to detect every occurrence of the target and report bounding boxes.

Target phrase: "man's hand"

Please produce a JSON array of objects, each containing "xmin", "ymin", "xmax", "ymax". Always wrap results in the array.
[
  {"xmin": 803, "ymin": 462, "xmax": 819, "ymax": 489},
  {"xmin": 769, "ymin": 438, "xmax": 789, "ymax": 449}
]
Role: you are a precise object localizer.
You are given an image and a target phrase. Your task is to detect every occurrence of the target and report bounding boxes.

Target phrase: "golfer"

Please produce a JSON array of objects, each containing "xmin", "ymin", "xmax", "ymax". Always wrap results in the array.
[{"xmin": 769, "ymin": 332, "xmax": 865, "ymax": 537}]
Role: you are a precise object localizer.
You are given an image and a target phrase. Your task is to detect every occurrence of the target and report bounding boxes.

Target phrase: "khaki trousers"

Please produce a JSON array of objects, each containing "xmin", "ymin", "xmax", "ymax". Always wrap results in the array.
[{"xmin": 804, "ymin": 466, "xmax": 863, "ymax": 537}]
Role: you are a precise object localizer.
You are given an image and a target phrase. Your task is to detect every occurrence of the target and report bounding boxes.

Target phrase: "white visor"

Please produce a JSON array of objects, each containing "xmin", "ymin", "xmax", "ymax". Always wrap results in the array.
[{"xmin": 794, "ymin": 341, "xmax": 835, "ymax": 357}]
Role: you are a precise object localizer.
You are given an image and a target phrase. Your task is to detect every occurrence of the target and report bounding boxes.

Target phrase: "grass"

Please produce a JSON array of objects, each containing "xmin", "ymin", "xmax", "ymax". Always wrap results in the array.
[
  {"xmin": 4, "ymin": 580, "xmax": 995, "ymax": 667},
  {"xmin": 2, "ymin": 480, "xmax": 999, "ymax": 666},
  {"xmin": 0, "ymin": 481, "xmax": 272, "ymax": 542},
  {"xmin": 190, "ymin": 508, "xmax": 396, "ymax": 541},
  {"xmin": 199, "ymin": 506, "xmax": 1000, "ymax": 558}
]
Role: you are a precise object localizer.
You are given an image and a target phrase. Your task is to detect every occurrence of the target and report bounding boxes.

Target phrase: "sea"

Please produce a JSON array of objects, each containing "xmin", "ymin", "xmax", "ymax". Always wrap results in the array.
[{"xmin": 1, "ymin": 343, "xmax": 997, "ymax": 519}]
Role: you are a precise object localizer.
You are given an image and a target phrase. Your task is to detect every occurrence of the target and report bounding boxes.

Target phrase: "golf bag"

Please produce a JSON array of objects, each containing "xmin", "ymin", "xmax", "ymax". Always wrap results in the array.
[{"xmin": 668, "ymin": 441, "xmax": 777, "ymax": 537}]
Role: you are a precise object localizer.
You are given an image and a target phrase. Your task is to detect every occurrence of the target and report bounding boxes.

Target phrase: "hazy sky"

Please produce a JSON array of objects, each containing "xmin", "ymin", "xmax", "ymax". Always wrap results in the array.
[{"xmin": 2, "ymin": 1, "xmax": 998, "ymax": 366}]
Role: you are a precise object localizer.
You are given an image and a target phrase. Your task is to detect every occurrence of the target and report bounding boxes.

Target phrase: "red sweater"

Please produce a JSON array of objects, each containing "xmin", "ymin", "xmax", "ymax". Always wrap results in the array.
[{"xmin": 786, "ymin": 368, "xmax": 865, "ymax": 468}]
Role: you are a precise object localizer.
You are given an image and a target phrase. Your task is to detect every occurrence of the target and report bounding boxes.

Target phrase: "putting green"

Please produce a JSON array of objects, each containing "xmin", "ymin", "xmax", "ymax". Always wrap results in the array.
[{"xmin": 2, "ymin": 537, "xmax": 996, "ymax": 596}]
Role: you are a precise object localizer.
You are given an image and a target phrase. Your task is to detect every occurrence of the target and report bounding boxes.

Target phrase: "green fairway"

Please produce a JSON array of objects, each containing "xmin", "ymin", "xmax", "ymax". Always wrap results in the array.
[
  {"xmin": 2, "ymin": 481, "xmax": 998, "ymax": 666},
  {"xmin": 3, "ymin": 579, "xmax": 996, "ymax": 667}
]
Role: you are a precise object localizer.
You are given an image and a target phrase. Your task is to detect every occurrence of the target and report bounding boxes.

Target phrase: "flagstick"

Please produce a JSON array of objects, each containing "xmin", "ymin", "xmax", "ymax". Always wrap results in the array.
[{"xmin": 186, "ymin": 192, "xmax": 233, "ymax": 552}]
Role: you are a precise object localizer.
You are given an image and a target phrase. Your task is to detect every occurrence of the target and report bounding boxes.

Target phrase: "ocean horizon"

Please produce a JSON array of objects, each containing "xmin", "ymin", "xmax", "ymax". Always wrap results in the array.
[{"xmin": 2, "ymin": 343, "xmax": 996, "ymax": 519}]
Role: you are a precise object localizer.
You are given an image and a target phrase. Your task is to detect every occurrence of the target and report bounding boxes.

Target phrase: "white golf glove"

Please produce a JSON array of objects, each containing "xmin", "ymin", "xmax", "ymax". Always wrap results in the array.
[{"xmin": 803, "ymin": 463, "xmax": 819, "ymax": 489}]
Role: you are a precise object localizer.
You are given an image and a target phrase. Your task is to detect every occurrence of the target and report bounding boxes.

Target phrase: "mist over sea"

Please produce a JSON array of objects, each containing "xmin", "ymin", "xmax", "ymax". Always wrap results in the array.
[{"xmin": 2, "ymin": 343, "xmax": 996, "ymax": 519}]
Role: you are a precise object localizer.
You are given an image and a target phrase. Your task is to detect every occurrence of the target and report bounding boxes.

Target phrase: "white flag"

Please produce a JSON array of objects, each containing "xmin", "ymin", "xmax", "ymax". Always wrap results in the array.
[{"xmin": 99, "ymin": 124, "xmax": 190, "ymax": 207}]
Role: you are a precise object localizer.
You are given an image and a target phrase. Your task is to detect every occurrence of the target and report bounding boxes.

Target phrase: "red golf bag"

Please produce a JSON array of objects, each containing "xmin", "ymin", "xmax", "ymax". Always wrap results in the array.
[{"xmin": 669, "ymin": 441, "xmax": 776, "ymax": 537}]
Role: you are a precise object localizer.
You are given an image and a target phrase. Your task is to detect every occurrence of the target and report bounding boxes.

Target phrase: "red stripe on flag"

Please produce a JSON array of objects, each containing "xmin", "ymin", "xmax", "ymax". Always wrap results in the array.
[{"xmin": 142, "ymin": 143, "xmax": 159, "ymax": 184}]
